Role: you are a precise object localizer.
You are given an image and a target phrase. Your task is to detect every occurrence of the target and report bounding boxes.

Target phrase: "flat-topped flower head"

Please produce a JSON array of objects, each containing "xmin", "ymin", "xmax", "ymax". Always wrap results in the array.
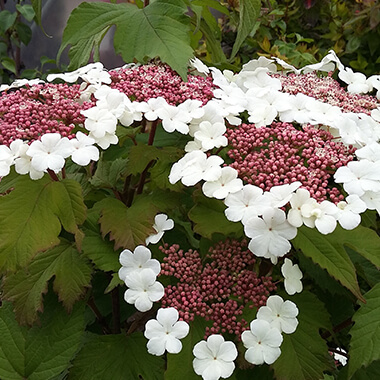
[
  {"xmin": 144, "ymin": 307, "xmax": 189, "ymax": 356},
  {"xmin": 193, "ymin": 335, "xmax": 237, "ymax": 380}
]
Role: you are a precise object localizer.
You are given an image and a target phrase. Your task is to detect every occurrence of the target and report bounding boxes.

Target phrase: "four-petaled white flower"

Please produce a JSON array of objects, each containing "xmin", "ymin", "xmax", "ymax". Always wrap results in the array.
[
  {"xmin": 124, "ymin": 270, "xmax": 164, "ymax": 312},
  {"xmin": 193, "ymin": 335, "xmax": 238, "ymax": 380},
  {"xmin": 281, "ymin": 258, "xmax": 303, "ymax": 295},
  {"xmin": 241, "ymin": 319, "xmax": 283, "ymax": 365},
  {"xmin": 118, "ymin": 245, "xmax": 161, "ymax": 281},
  {"xmin": 26, "ymin": 133, "xmax": 73, "ymax": 173},
  {"xmin": 245, "ymin": 208, "xmax": 297, "ymax": 264},
  {"xmin": 70, "ymin": 132, "xmax": 99, "ymax": 166},
  {"xmin": 145, "ymin": 214, "xmax": 175, "ymax": 245},
  {"xmin": 257, "ymin": 295, "xmax": 299, "ymax": 334},
  {"xmin": 336, "ymin": 194, "xmax": 367, "ymax": 230},
  {"xmin": 144, "ymin": 307, "xmax": 190, "ymax": 356},
  {"xmin": 202, "ymin": 167, "xmax": 243, "ymax": 199}
]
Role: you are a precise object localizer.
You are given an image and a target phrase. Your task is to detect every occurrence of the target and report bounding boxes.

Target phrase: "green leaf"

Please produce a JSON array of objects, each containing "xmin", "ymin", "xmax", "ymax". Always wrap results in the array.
[
  {"xmin": 332, "ymin": 225, "xmax": 380, "ymax": 269},
  {"xmin": 31, "ymin": 0, "xmax": 42, "ymax": 27},
  {"xmin": 230, "ymin": 0, "xmax": 261, "ymax": 59},
  {"xmin": 349, "ymin": 360, "xmax": 380, "ymax": 380},
  {"xmin": 292, "ymin": 226, "xmax": 364, "ymax": 301},
  {"xmin": 15, "ymin": 22, "xmax": 32, "ymax": 45},
  {"xmin": 98, "ymin": 197, "xmax": 157, "ymax": 250},
  {"xmin": 272, "ymin": 291, "xmax": 334, "ymax": 380},
  {"xmin": 2, "ymin": 240, "xmax": 92, "ymax": 325},
  {"xmin": 348, "ymin": 283, "xmax": 380, "ymax": 378},
  {"xmin": 0, "ymin": 10, "xmax": 17, "ymax": 33},
  {"xmin": 90, "ymin": 156, "xmax": 128, "ymax": 189},
  {"xmin": 0, "ymin": 295, "xmax": 85, "ymax": 380},
  {"xmin": 59, "ymin": 1, "xmax": 193, "ymax": 79},
  {"xmin": 188, "ymin": 190, "xmax": 244, "ymax": 239},
  {"xmin": 82, "ymin": 230, "xmax": 120, "ymax": 272},
  {"xmin": 0, "ymin": 177, "xmax": 86, "ymax": 272},
  {"xmin": 16, "ymin": 4, "xmax": 35, "ymax": 22},
  {"xmin": 69, "ymin": 333, "xmax": 165, "ymax": 379},
  {"xmin": 1, "ymin": 57, "xmax": 16, "ymax": 74}
]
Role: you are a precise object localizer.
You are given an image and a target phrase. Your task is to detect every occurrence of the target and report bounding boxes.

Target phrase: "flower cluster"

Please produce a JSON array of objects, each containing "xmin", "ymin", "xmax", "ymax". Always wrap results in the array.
[
  {"xmin": 118, "ymin": 245, "xmax": 164, "ymax": 312},
  {"xmin": 159, "ymin": 239, "xmax": 276, "ymax": 337}
]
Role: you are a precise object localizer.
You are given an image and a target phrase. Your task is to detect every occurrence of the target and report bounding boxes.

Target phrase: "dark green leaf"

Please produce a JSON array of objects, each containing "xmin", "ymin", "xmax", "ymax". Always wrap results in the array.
[
  {"xmin": 15, "ymin": 22, "xmax": 32, "ymax": 45},
  {"xmin": 230, "ymin": 0, "xmax": 261, "ymax": 59},
  {"xmin": 0, "ymin": 296, "xmax": 85, "ymax": 380},
  {"xmin": 272, "ymin": 292, "xmax": 334, "ymax": 380},
  {"xmin": 292, "ymin": 226, "xmax": 364, "ymax": 301},
  {"xmin": 2, "ymin": 240, "xmax": 92, "ymax": 325},
  {"xmin": 0, "ymin": 11, "xmax": 17, "ymax": 33},
  {"xmin": 348, "ymin": 283, "xmax": 380, "ymax": 378},
  {"xmin": 188, "ymin": 190, "xmax": 244, "ymax": 239},
  {"xmin": 31, "ymin": 0, "xmax": 42, "ymax": 27},
  {"xmin": 16, "ymin": 4, "xmax": 35, "ymax": 22},
  {"xmin": 1, "ymin": 57, "xmax": 16, "ymax": 74},
  {"xmin": 69, "ymin": 333, "xmax": 165, "ymax": 379}
]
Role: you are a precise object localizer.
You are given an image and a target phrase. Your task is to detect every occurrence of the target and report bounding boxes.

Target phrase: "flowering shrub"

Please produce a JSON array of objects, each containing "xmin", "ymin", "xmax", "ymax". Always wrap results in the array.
[{"xmin": 0, "ymin": 50, "xmax": 379, "ymax": 380}]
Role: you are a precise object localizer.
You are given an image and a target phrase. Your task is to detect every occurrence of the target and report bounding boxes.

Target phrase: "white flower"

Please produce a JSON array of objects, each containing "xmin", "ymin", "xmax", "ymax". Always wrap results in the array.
[
  {"xmin": 90, "ymin": 131, "xmax": 118, "ymax": 150},
  {"xmin": 224, "ymin": 184, "xmax": 271, "ymax": 224},
  {"xmin": 336, "ymin": 194, "xmax": 367, "ymax": 230},
  {"xmin": 202, "ymin": 167, "xmax": 243, "ymax": 199},
  {"xmin": 241, "ymin": 56, "xmax": 277, "ymax": 73},
  {"xmin": 354, "ymin": 142, "xmax": 380, "ymax": 162},
  {"xmin": 157, "ymin": 102, "xmax": 190, "ymax": 134},
  {"xmin": 0, "ymin": 145, "xmax": 14, "ymax": 177},
  {"xmin": 281, "ymin": 258, "xmax": 303, "ymax": 295},
  {"xmin": 47, "ymin": 62, "xmax": 104, "ymax": 83},
  {"xmin": 287, "ymin": 188, "xmax": 314, "ymax": 227},
  {"xmin": 169, "ymin": 151, "xmax": 223, "ymax": 186},
  {"xmin": 190, "ymin": 58, "xmax": 210, "ymax": 74},
  {"xmin": 12, "ymin": 142, "xmax": 44, "ymax": 179},
  {"xmin": 334, "ymin": 160, "xmax": 380, "ymax": 197},
  {"xmin": 27, "ymin": 133, "xmax": 73, "ymax": 173},
  {"xmin": 136, "ymin": 97, "xmax": 168, "ymax": 121},
  {"xmin": 144, "ymin": 307, "xmax": 189, "ymax": 356},
  {"xmin": 193, "ymin": 335, "xmax": 237, "ymax": 380},
  {"xmin": 118, "ymin": 245, "xmax": 161, "ymax": 281},
  {"xmin": 95, "ymin": 86, "xmax": 126, "ymax": 118},
  {"xmin": 145, "ymin": 214, "xmax": 174, "ymax": 245},
  {"xmin": 124, "ymin": 270, "xmax": 164, "ymax": 312},
  {"xmin": 241, "ymin": 319, "xmax": 283, "ymax": 365},
  {"xmin": 70, "ymin": 132, "xmax": 99, "ymax": 166},
  {"xmin": 82, "ymin": 107, "xmax": 118, "ymax": 139},
  {"xmin": 300, "ymin": 199, "xmax": 338, "ymax": 234},
  {"xmin": 263, "ymin": 181, "xmax": 301, "ymax": 208},
  {"xmin": 338, "ymin": 68, "xmax": 371, "ymax": 94},
  {"xmin": 257, "ymin": 295, "xmax": 299, "ymax": 334},
  {"xmin": 245, "ymin": 208, "xmax": 297, "ymax": 264},
  {"xmin": 360, "ymin": 190, "xmax": 380, "ymax": 214},
  {"xmin": 193, "ymin": 121, "xmax": 228, "ymax": 151}
]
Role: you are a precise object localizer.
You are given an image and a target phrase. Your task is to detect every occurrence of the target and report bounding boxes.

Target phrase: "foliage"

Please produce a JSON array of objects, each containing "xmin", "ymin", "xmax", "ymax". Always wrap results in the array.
[{"xmin": 0, "ymin": 0, "xmax": 379, "ymax": 380}]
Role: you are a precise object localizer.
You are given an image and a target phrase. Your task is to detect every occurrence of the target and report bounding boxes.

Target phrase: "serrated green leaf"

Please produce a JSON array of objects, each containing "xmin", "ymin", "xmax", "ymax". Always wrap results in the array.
[
  {"xmin": 60, "ymin": 1, "xmax": 193, "ymax": 79},
  {"xmin": 0, "ymin": 295, "xmax": 85, "ymax": 380},
  {"xmin": 82, "ymin": 230, "xmax": 120, "ymax": 272},
  {"xmin": 230, "ymin": 0, "xmax": 261, "ymax": 59},
  {"xmin": 348, "ymin": 283, "xmax": 380, "ymax": 378},
  {"xmin": 90, "ymin": 156, "xmax": 128, "ymax": 189},
  {"xmin": 272, "ymin": 291, "xmax": 333, "ymax": 380},
  {"xmin": 0, "ymin": 177, "xmax": 86, "ymax": 272},
  {"xmin": 98, "ymin": 197, "xmax": 157, "ymax": 250},
  {"xmin": 188, "ymin": 190, "xmax": 244, "ymax": 239},
  {"xmin": 69, "ymin": 333, "xmax": 165, "ymax": 379},
  {"xmin": 2, "ymin": 240, "xmax": 92, "ymax": 325},
  {"xmin": 292, "ymin": 226, "xmax": 364, "ymax": 301}
]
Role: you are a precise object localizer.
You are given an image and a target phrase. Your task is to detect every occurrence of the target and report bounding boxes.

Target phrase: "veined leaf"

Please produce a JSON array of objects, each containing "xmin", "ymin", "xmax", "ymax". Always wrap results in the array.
[
  {"xmin": 292, "ymin": 226, "xmax": 364, "ymax": 301},
  {"xmin": 230, "ymin": 0, "xmax": 261, "ymax": 59},
  {"xmin": 2, "ymin": 240, "xmax": 92, "ymax": 325},
  {"xmin": 188, "ymin": 190, "xmax": 243, "ymax": 239},
  {"xmin": 59, "ymin": 0, "xmax": 193, "ymax": 79},
  {"xmin": 0, "ymin": 177, "xmax": 86, "ymax": 272},
  {"xmin": 348, "ymin": 283, "xmax": 380, "ymax": 378},
  {"xmin": 68, "ymin": 333, "xmax": 165, "ymax": 379},
  {"xmin": 272, "ymin": 291, "xmax": 334, "ymax": 380},
  {"xmin": 0, "ymin": 295, "xmax": 85, "ymax": 380},
  {"xmin": 98, "ymin": 197, "xmax": 157, "ymax": 250}
]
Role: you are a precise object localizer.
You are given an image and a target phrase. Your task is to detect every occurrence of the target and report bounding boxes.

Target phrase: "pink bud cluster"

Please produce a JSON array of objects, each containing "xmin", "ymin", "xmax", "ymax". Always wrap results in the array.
[
  {"xmin": 109, "ymin": 63, "xmax": 214, "ymax": 105},
  {"xmin": 273, "ymin": 72, "xmax": 379, "ymax": 114},
  {"xmin": 226, "ymin": 121, "xmax": 356, "ymax": 203},
  {"xmin": 0, "ymin": 83, "xmax": 94, "ymax": 146},
  {"xmin": 159, "ymin": 239, "xmax": 275, "ymax": 338}
]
